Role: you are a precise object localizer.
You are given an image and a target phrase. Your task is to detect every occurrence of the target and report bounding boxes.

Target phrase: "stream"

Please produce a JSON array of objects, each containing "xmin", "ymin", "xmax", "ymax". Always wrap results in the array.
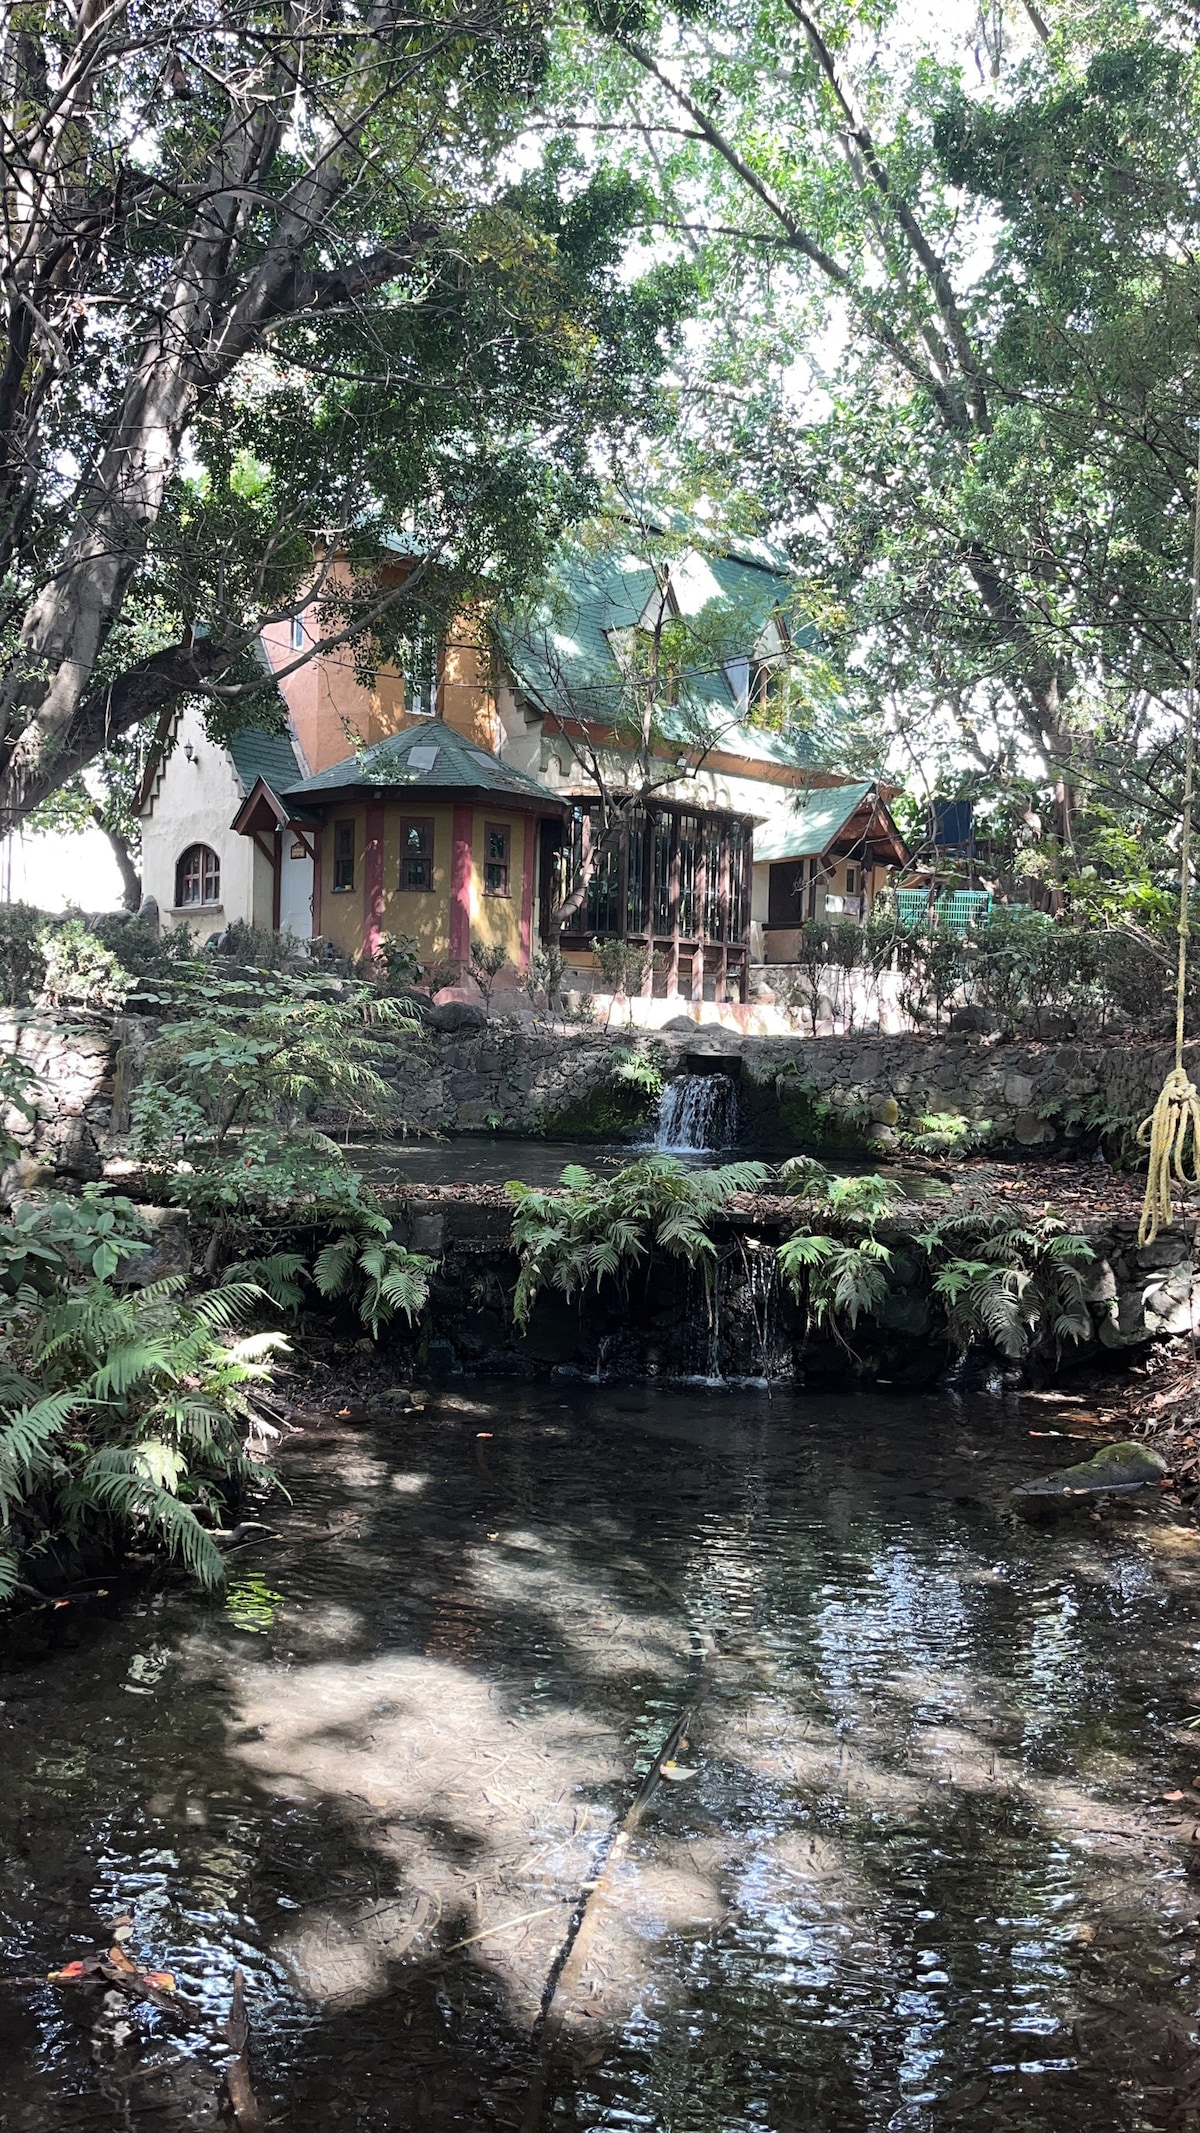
[{"xmin": 2, "ymin": 1379, "xmax": 1200, "ymax": 2131}]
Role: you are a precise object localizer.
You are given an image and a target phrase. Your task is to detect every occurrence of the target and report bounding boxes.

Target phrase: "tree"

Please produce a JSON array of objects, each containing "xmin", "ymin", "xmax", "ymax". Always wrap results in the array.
[
  {"xmin": 546, "ymin": 0, "xmax": 1200, "ymax": 845},
  {"xmin": 0, "ymin": 0, "xmax": 693, "ymax": 830}
]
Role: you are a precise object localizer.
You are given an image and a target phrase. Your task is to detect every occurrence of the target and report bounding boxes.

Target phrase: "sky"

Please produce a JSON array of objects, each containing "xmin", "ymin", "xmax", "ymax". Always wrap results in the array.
[{"xmin": 1, "ymin": 825, "xmax": 126, "ymax": 913}]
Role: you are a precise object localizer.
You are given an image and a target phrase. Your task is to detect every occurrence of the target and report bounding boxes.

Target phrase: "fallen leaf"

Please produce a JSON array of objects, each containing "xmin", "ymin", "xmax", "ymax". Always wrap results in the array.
[
  {"xmin": 144, "ymin": 1971, "xmax": 176, "ymax": 1992},
  {"xmin": 659, "ymin": 1760, "xmax": 699, "ymax": 1782},
  {"xmin": 106, "ymin": 1945, "xmax": 138, "ymax": 1974},
  {"xmin": 1163, "ymin": 1790, "xmax": 1186, "ymax": 1802},
  {"xmin": 47, "ymin": 1961, "xmax": 93, "ymax": 1980},
  {"xmin": 476, "ymin": 1432, "xmax": 493, "ymax": 1439},
  {"xmin": 112, "ymin": 1924, "xmax": 133, "ymax": 1943}
]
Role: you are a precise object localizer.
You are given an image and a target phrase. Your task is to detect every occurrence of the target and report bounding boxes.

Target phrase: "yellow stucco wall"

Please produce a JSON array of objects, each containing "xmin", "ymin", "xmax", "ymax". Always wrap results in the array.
[
  {"xmin": 467, "ymin": 811, "xmax": 524, "ymax": 964},
  {"xmin": 381, "ymin": 803, "xmax": 455, "ymax": 965},
  {"xmin": 315, "ymin": 801, "xmax": 529, "ymax": 969}
]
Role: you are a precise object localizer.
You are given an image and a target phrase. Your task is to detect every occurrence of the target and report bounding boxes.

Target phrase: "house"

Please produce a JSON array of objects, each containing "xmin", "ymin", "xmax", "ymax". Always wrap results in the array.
[
  {"xmin": 753, "ymin": 781, "xmax": 909, "ymax": 962},
  {"xmin": 234, "ymin": 719, "xmax": 564, "ymax": 972},
  {"xmin": 136, "ymin": 521, "xmax": 907, "ymax": 997}
]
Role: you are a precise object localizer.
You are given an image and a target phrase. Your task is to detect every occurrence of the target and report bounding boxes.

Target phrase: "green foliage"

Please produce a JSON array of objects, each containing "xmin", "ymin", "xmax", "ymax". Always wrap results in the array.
[
  {"xmin": 895, "ymin": 1112, "xmax": 992, "ymax": 1159},
  {"xmin": 0, "ymin": 1268, "xmax": 282, "ymax": 1601},
  {"xmin": 777, "ymin": 1161, "xmax": 896, "ymax": 1343},
  {"xmin": 0, "ymin": 1185, "xmax": 150, "ymax": 1296},
  {"xmin": 0, "ymin": 1050, "xmax": 39, "ymax": 1168},
  {"xmin": 918, "ymin": 1211, "xmax": 1095, "ymax": 1362},
  {"xmin": 0, "ymin": 905, "xmax": 47, "ymax": 1008},
  {"xmin": 37, "ymin": 918, "xmax": 130, "ymax": 1010},
  {"xmin": 507, "ymin": 1154, "xmax": 769, "ymax": 1326},
  {"xmin": 608, "ymin": 1046, "xmax": 664, "ymax": 1099},
  {"xmin": 372, "ymin": 934, "xmax": 424, "ymax": 992},
  {"xmin": 469, "ymin": 939, "xmax": 510, "ymax": 1012},
  {"xmin": 206, "ymin": 918, "xmax": 306, "ymax": 971},
  {"xmin": 774, "ymin": 1162, "xmax": 1094, "ymax": 1363},
  {"xmin": 131, "ymin": 967, "xmax": 432, "ymax": 1340}
]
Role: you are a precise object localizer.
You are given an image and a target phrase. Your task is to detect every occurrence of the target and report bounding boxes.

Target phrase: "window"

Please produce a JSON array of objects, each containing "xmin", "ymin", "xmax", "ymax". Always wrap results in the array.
[
  {"xmin": 845, "ymin": 866, "xmax": 857, "ymax": 894},
  {"xmin": 290, "ymin": 614, "xmax": 305, "ymax": 651},
  {"xmin": 333, "ymin": 820, "xmax": 356, "ymax": 892},
  {"xmin": 402, "ymin": 624, "xmax": 440, "ymax": 718},
  {"xmin": 176, "ymin": 844, "xmax": 220, "ymax": 907},
  {"xmin": 400, "ymin": 816, "xmax": 434, "ymax": 891},
  {"xmin": 483, "ymin": 822, "xmax": 510, "ymax": 897}
]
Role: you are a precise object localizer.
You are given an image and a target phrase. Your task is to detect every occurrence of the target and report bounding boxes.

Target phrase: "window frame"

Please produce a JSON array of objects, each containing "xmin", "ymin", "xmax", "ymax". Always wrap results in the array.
[
  {"xmin": 175, "ymin": 843, "xmax": 220, "ymax": 908},
  {"xmin": 332, "ymin": 819, "xmax": 356, "ymax": 893},
  {"xmin": 399, "ymin": 814, "xmax": 435, "ymax": 892},
  {"xmin": 483, "ymin": 820, "xmax": 511, "ymax": 899}
]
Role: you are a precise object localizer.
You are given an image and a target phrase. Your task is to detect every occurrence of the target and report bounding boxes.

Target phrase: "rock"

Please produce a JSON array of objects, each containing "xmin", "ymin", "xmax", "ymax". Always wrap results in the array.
[
  {"xmin": 870, "ymin": 1093, "xmax": 899, "ymax": 1125},
  {"xmin": 429, "ymin": 1002, "xmax": 487, "ymax": 1033},
  {"xmin": 750, "ymin": 983, "xmax": 777, "ymax": 1005},
  {"xmin": 661, "ymin": 1015, "xmax": 700, "ymax": 1033},
  {"xmin": 135, "ymin": 894, "xmax": 160, "ymax": 938},
  {"xmin": 117, "ymin": 1205, "xmax": 191, "ymax": 1286},
  {"xmin": 1013, "ymin": 1109, "xmax": 1053, "ymax": 1146},
  {"xmin": 1013, "ymin": 1440, "xmax": 1167, "ymax": 1506},
  {"xmin": 949, "ymin": 1005, "xmax": 996, "ymax": 1035},
  {"xmin": 1003, "ymin": 1072, "xmax": 1034, "ymax": 1109}
]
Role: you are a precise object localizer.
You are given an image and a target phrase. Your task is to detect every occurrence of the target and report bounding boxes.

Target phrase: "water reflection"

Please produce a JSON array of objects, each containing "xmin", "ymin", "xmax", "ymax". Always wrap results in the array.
[{"xmin": 0, "ymin": 1382, "xmax": 1198, "ymax": 2131}]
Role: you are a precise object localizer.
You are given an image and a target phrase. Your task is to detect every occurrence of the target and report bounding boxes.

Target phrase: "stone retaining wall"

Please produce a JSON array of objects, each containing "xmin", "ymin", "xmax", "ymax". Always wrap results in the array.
[
  {"xmin": 391, "ymin": 1024, "xmax": 1183, "ymax": 1153},
  {"xmin": 0, "ymin": 1009, "xmax": 1189, "ymax": 1165},
  {"xmin": 386, "ymin": 1189, "xmax": 1200, "ymax": 1383}
]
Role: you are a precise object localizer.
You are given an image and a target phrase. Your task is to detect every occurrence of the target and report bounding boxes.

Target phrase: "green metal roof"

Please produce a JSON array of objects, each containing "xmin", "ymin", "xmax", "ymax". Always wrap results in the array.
[
  {"xmin": 495, "ymin": 529, "xmax": 826, "ymax": 774},
  {"xmin": 280, "ymin": 719, "xmax": 561, "ymax": 806},
  {"xmin": 753, "ymin": 782, "xmax": 878, "ymax": 863},
  {"xmin": 227, "ymin": 723, "xmax": 306, "ymax": 796}
]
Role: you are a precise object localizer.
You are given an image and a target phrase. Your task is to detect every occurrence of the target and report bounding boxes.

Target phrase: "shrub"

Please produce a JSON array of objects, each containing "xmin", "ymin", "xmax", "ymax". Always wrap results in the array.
[
  {"xmin": 129, "ymin": 967, "xmax": 432, "ymax": 1339},
  {"xmin": 0, "ymin": 1270, "xmax": 282, "ymax": 1600},
  {"xmin": 38, "ymin": 917, "xmax": 130, "ymax": 1008},
  {"xmin": 0, "ymin": 903, "xmax": 46, "ymax": 1006}
]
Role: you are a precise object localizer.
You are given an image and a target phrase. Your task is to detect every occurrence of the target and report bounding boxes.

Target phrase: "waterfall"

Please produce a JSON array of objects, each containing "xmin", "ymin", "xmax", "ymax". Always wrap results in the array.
[{"xmin": 656, "ymin": 1071, "xmax": 737, "ymax": 1153}]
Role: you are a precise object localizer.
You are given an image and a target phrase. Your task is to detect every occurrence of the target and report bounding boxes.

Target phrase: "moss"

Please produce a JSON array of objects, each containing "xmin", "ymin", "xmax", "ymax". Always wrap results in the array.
[
  {"xmin": 736, "ymin": 1069, "xmax": 875, "ymax": 1154},
  {"xmin": 535, "ymin": 1075, "xmax": 657, "ymax": 1142}
]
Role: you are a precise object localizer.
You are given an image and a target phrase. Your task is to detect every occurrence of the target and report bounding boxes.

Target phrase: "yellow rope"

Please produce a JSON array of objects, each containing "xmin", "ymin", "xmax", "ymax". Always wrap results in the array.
[{"xmin": 1137, "ymin": 436, "xmax": 1200, "ymax": 1247}]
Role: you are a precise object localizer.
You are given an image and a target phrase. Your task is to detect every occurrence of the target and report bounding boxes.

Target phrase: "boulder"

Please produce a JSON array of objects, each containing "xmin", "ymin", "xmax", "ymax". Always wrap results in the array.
[
  {"xmin": 661, "ymin": 1014, "xmax": 700, "ymax": 1033},
  {"xmin": 429, "ymin": 1001, "xmax": 487, "ymax": 1033},
  {"xmin": 949, "ymin": 1005, "xmax": 996, "ymax": 1035},
  {"xmin": 1013, "ymin": 1439, "xmax": 1167, "ymax": 1507}
]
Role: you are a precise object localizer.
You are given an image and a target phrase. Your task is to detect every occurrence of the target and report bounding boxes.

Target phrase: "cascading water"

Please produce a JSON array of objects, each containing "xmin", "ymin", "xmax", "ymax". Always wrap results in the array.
[{"xmin": 656, "ymin": 1071, "xmax": 737, "ymax": 1153}]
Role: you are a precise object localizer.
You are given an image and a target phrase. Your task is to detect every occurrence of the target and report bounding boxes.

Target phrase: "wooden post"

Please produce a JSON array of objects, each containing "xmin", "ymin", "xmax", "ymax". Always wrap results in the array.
[
  {"xmin": 667, "ymin": 810, "xmax": 681, "ymax": 998},
  {"xmin": 450, "ymin": 804, "xmax": 473, "ymax": 967},
  {"xmin": 519, "ymin": 811, "xmax": 535, "ymax": 968},
  {"xmin": 311, "ymin": 826, "xmax": 322, "ymax": 938},
  {"xmin": 692, "ymin": 824, "xmax": 707, "ymax": 1004},
  {"xmin": 363, "ymin": 800, "xmax": 385, "ymax": 962}
]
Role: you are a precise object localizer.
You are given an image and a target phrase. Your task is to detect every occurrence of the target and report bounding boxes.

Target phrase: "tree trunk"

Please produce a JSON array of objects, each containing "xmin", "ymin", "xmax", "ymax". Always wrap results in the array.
[{"xmin": 93, "ymin": 809, "xmax": 141, "ymax": 910}]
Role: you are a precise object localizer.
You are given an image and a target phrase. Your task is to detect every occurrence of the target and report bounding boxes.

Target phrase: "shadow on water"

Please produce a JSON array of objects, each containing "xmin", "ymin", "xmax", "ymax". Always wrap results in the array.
[{"xmin": 2, "ymin": 1383, "xmax": 1200, "ymax": 2131}]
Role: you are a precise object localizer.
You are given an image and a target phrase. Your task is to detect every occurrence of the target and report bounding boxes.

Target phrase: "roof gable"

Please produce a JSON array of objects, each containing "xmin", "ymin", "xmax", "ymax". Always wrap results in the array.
[
  {"xmin": 754, "ymin": 782, "xmax": 885, "ymax": 863},
  {"xmin": 496, "ymin": 529, "xmax": 825, "ymax": 776}
]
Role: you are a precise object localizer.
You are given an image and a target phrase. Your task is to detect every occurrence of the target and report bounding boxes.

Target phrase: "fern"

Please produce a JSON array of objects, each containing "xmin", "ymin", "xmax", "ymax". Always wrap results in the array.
[
  {"xmin": 0, "ymin": 1264, "xmax": 285, "ymax": 1603},
  {"xmin": 507, "ymin": 1156, "xmax": 770, "ymax": 1328}
]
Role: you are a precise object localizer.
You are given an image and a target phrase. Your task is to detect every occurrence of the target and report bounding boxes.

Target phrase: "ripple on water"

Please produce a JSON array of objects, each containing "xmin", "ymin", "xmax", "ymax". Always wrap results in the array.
[{"xmin": 1, "ymin": 1381, "xmax": 1198, "ymax": 2132}]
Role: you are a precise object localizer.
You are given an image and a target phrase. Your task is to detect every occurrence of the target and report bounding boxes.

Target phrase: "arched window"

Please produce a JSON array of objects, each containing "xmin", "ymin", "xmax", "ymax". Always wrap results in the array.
[{"xmin": 176, "ymin": 844, "xmax": 220, "ymax": 907}]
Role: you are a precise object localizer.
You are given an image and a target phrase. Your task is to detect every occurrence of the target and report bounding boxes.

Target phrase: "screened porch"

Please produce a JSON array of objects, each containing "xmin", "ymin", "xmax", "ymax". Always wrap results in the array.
[{"xmin": 540, "ymin": 800, "xmax": 754, "ymax": 1002}]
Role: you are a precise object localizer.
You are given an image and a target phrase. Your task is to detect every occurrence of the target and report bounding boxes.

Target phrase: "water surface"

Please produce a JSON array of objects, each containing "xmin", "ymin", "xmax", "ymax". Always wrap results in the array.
[{"xmin": 1, "ymin": 1383, "xmax": 1197, "ymax": 2130}]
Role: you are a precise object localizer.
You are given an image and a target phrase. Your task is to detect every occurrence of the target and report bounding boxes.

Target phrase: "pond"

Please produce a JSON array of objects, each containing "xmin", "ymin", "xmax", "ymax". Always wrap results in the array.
[
  {"xmin": 353, "ymin": 1136, "xmax": 951, "ymax": 1197},
  {"xmin": 1, "ymin": 1380, "xmax": 1197, "ymax": 2131}
]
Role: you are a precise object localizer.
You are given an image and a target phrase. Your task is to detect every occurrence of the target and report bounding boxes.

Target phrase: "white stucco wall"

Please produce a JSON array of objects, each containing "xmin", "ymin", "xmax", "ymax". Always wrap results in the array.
[{"xmin": 139, "ymin": 705, "xmax": 272, "ymax": 941}]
